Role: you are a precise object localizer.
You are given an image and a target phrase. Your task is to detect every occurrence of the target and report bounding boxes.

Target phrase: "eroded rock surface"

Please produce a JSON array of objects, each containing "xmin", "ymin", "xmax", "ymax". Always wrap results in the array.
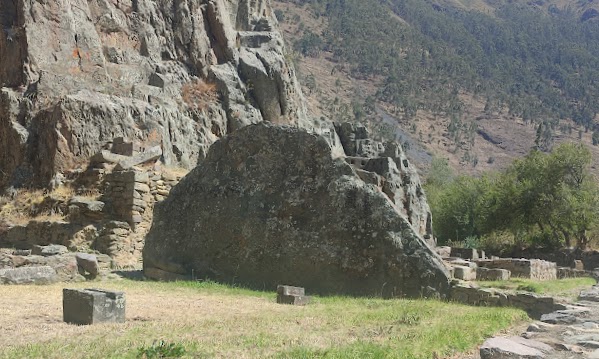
[
  {"xmin": 0, "ymin": 0, "xmax": 312, "ymax": 189},
  {"xmin": 143, "ymin": 123, "xmax": 450, "ymax": 297},
  {"xmin": 337, "ymin": 122, "xmax": 434, "ymax": 245}
]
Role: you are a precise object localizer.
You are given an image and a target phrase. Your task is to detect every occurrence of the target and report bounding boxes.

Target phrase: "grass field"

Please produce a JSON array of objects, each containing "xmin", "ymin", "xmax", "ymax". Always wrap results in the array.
[
  {"xmin": 0, "ymin": 278, "xmax": 528, "ymax": 359},
  {"xmin": 477, "ymin": 277, "xmax": 596, "ymax": 300}
]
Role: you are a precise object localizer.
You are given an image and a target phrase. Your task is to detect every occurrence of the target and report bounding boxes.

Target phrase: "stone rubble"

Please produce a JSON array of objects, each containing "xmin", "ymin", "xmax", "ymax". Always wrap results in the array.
[
  {"xmin": 476, "ymin": 284, "xmax": 599, "ymax": 359},
  {"xmin": 0, "ymin": 245, "xmax": 114, "ymax": 284}
]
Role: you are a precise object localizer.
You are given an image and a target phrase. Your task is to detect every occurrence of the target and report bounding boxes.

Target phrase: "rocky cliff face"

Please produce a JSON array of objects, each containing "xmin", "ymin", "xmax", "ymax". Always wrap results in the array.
[
  {"xmin": 335, "ymin": 122, "xmax": 434, "ymax": 245},
  {"xmin": 143, "ymin": 123, "xmax": 450, "ymax": 298},
  {"xmin": 0, "ymin": 0, "xmax": 311, "ymax": 189},
  {"xmin": 1, "ymin": 0, "xmax": 440, "ymax": 286}
]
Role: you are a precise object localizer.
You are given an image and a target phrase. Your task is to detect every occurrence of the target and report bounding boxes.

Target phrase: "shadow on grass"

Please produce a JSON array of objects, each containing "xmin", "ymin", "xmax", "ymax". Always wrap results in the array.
[{"xmin": 113, "ymin": 270, "xmax": 145, "ymax": 280}]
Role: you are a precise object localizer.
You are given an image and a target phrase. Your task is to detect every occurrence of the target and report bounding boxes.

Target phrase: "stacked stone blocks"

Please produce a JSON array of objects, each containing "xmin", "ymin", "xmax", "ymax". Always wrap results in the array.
[
  {"xmin": 149, "ymin": 171, "xmax": 180, "ymax": 202},
  {"xmin": 103, "ymin": 170, "xmax": 151, "ymax": 229},
  {"xmin": 277, "ymin": 285, "xmax": 311, "ymax": 306}
]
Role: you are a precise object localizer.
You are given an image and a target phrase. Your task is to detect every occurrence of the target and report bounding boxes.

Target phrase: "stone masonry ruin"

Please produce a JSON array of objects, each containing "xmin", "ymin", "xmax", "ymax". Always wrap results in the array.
[
  {"xmin": 1, "ymin": 137, "xmax": 184, "ymax": 267},
  {"xmin": 476, "ymin": 258, "xmax": 558, "ymax": 281}
]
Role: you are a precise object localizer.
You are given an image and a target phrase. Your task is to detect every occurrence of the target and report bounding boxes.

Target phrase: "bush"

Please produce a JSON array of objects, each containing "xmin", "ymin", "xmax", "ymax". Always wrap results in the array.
[
  {"xmin": 274, "ymin": 9, "xmax": 285, "ymax": 22},
  {"xmin": 137, "ymin": 340, "xmax": 186, "ymax": 359}
]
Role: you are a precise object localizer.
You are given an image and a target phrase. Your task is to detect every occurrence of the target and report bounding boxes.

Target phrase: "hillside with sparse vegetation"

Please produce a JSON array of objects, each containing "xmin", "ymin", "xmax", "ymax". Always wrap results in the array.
[{"xmin": 273, "ymin": 0, "xmax": 599, "ymax": 174}]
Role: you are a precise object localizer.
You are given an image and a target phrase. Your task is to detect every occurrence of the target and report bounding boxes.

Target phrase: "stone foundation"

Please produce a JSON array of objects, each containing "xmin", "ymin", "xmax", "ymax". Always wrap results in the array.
[
  {"xmin": 477, "ymin": 267, "xmax": 511, "ymax": 281},
  {"xmin": 475, "ymin": 259, "xmax": 557, "ymax": 281},
  {"xmin": 450, "ymin": 283, "xmax": 566, "ymax": 319}
]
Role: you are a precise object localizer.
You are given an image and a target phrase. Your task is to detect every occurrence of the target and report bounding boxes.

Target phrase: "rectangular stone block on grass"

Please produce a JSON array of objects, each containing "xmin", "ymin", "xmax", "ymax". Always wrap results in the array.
[
  {"xmin": 63, "ymin": 288, "xmax": 125, "ymax": 325},
  {"xmin": 277, "ymin": 285, "xmax": 311, "ymax": 306}
]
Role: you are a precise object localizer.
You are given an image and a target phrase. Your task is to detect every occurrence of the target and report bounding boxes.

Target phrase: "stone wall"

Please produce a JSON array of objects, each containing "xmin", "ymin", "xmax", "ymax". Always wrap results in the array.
[
  {"xmin": 149, "ymin": 171, "xmax": 180, "ymax": 202},
  {"xmin": 490, "ymin": 247, "xmax": 578, "ymax": 268},
  {"xmin": 450, "ymin": 247, "xmax": 485, "ymax": 260},
  {"xmin": 93, "ymin": 221, "xmax": 134, "ymax": 264},
  {"xmin": 102, "ymin": 170, "xmax": 151, "ymax": 229},
  {"xmin": 0, "ymin": 164, "xmax": 183, "ymax": 267},
  {"xmin": 557, "ymin": 267, "xmax": 590, "ymax": 279},
  {"xmin": 1, "ymin": 221, "xmax": 96, "ymax": 251},
  {"xmin": 450, "ymin": 283, "xmax": 566, "ymax": 319},
  {"xmin": 476, "ymin": 259, "xmax": 557, "ymax": 281}
]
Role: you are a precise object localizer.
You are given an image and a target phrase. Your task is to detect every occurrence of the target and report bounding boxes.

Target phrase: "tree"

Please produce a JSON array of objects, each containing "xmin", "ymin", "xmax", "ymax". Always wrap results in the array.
[
  {"xmin": 426, "ymin": 143, "xmax": 599, "ymax": 249},
  {"xmin": 592, "ymin": 130, "xmax": 599, "ymax": 146},
  {"xmin": 488, "ymin": 143, "xmax": 598, "ymax": 248},
  {"xmin": 427, "ymin": 175, "xmax": 491, "ymax": 244}
]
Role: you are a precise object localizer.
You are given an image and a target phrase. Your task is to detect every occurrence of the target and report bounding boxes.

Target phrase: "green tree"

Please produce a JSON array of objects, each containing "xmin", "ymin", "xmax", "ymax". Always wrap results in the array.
[
  {"xmin": 428, "ymin": 175, "xmax": 491, "ymax": 244},
  {"xmin": 592, "ymin": 130, "xmax": 599, "ymax": 146},
  {"xmin": 427, "ymin": 143, "xmax": 599, "ymax": 249},
  {"xmin": 487, "ymin": 143, "xmax": 598, "ymax": 248}
]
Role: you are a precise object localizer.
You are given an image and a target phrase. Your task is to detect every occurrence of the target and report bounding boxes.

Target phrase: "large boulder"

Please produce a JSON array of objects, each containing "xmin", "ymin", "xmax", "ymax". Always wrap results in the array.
[
  {"xmin": 0, "ymin": 266, "xmax": 58, "ymax": 285},
  {"xmin": 143, "ymin": 123, "xmax": 450, "ymax": 298}
]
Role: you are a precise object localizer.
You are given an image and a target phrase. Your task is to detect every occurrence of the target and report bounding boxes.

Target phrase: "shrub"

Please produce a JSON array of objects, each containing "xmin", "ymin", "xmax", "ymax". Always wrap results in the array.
[
  {"xmin": 181, "ymin": 80, "xmax": 219, "ymax": 111},
  {"xmin": 137, "ymin": 340, "xmax": 186, "ymax": 359},
  {"xmin": 274, "ymin": 9, "xmax": 285, "ymax": 22}
]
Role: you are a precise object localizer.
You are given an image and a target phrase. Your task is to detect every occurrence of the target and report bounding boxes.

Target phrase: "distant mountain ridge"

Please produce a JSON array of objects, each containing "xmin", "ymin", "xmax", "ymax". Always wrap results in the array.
[{"xmin": 432, "ymin": 0, "xmax": 599, "ymax": 20}]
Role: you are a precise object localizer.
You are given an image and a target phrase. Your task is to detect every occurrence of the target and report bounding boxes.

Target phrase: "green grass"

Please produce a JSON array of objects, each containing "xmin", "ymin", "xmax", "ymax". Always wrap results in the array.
[
  {"xmin": 0, "ymin": 279, "xmax": 528, "ymax": 359},
  {"xmin": 477, "ymin": 277, "xmax": 596, "ymax": 300}
]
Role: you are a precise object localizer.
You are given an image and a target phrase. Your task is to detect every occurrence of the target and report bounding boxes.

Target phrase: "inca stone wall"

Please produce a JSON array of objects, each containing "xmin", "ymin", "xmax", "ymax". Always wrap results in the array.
[
  {"xmin": 0, "ymin": 163, "xmax": 184, "ymax": 267},
  {"xmin": 450, "ymin": 284, "xmax": 565, "ymax": 319},
  {"xmin": 103, "ymin": 171, "xmax": 152, "ymax": 229},
  {"xmin": 143, "ymin": 123, "xmax": 450, "ymax": 298},
  {"xmin": 476, "ymin": 259, "xmax": 557, "ymax": 281}
]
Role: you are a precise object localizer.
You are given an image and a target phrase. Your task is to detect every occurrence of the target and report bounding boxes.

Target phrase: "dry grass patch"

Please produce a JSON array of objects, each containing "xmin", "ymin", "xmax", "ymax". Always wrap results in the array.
[
  {"xmin": 182, "ymin": 80, "xmax": 219, "ymax": 111},
  {"xmin": 0, "ymin": 279, "xmax": 527, "ymax": 359},
  {"xmin": 0, "ymin": 186, "xmax": 98, "ymax": 226}
]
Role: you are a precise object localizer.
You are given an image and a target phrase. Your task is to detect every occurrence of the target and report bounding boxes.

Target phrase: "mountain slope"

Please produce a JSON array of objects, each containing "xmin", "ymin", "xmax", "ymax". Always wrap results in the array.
[{"xmin": 273, "ymin": 0, "xmax": 599, "ymax": 175}]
